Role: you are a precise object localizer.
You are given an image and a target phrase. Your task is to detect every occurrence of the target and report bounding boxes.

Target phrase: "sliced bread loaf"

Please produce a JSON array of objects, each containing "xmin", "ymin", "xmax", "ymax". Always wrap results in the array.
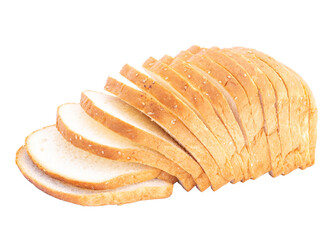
[
  {"xmin": 56, "ymin": 103, "xmax": 195, "ymax": 191},
  {"xmin": 142, "ymin": 57, "xmax": 244, "ymax": 183},
  {"xmin": 160, "ymin": 53, "xmax": 249, "ymax": 182},
  {"xmin": 80, "ymin": 90, "xmax": 205, "ymax": 189},
  {"xmin": 104, "ymin": 77, "xmax": 227, "ymax": 191},
  {"xmin": 231, "ymin": 47, "xmax": 292, "ymax": 177},
  {"xmin": 25, "ymin": 125, "xmax": 161, "ymax": 190},
  {"xmin": 179, "ymin": 47, "xmax": 270, "ymax": 179},
  {"xmin": 16, "ymin": 147, "xmax": 173, "ymax": 206},
  {"xmin": 219, "ymin": 48, "xmax": 279, "ymax": 178},
  {"xmin": 242, "ymin": 48, "xmax": 309, "ymax": 174},
  {"xmin": 120, "ymin": 64, "xmax": 234, "ymax": 185}
]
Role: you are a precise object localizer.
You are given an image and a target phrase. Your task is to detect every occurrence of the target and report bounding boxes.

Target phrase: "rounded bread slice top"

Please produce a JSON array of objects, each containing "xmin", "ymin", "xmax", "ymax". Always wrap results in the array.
[
  {"xmin": 104, "ymin": 77, "xmax": 227, "ymax": 191},
  {"xmin": 154, "ymin": 55, "xmax": 245, "ymax": 182},
  {"xmin": 80, "ymin": 90, "xmax": 205, "ymax": 187},
  {"xmin": 25, "ymin": 125, "xmax": 161, "ymax": 190},
  {"xmin": 120, "ymin": 64, "xmax": 234, "ymax": 184},
  {"xmin": 56, "ymin": 103, "xmax": 195, "ymax": 191}
]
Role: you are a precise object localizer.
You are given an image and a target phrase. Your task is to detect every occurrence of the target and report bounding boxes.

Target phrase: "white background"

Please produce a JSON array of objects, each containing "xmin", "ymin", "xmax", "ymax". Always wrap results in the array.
[{"xmin": 1, "ymin": 0, "xmax": 335, "ymax": 239}]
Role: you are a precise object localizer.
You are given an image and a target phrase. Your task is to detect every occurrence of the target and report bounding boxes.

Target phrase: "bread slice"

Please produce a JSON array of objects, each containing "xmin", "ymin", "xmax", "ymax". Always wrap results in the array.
[
  {"xmin": 160, "ymin": 53, "xmax": 249, "ymax": 182},
  {"xmin": 80, "ymin": 90, "xmax": 206, "ymax": 189},
  {"xmin": 25, "ymin": 125, "xmax": 162, "ymax": 190},
  {"xmin": 179, "ymin": 47, "xmax": 271, "ymax": 180},
  {"xmin": 104, "ymin": 77, "xmax": 227, "ymax": 191},
  {"xmin": 120, "ymin": 64, "xmax": 234, "ymax": 185},
  {"xmin": 231, "ymin": 48, "xmax": 292, "ymax": 176},
  {"xmin": 241, "ymin": 48, "xmax": 310, "ymax": 174},
  {"xmin": 56, "ymin": 103, "xmax": 195, "ymax": 191},
  {"xmin": 16, "ymin": 147, "xmax": 173, "ymax": 206},
  {"xmin": 149, "ymin": 55, "xmax": 244, "ymax": 183}
]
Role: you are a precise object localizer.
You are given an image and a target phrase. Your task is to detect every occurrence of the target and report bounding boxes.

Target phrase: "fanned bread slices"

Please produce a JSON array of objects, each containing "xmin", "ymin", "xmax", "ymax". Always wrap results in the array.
[
  {"xmin": 105, "ymin": 77, "xmax": 224, "ymax": 191},
  {"xmin": 159, "ymin": 54, "xmax": 249, "ymax": 182},
  {"xmin": 207, "ymin": 47, "xmax": 279, "ymax": 179},
  {"xmin": 16, "ymin": 45, "xmax": 317, "ymax": 203},
  {"xmin": 237, "ymin": 48, "xmax": 310, "ymax": 174},
  {"xmin": 230, "ymin": 48, "xmax": 292, "ymax": 177},
  {"xmin": 56, "ymin": 103, "xmax": 195, "ymax": 191},
  {"xmin": 120, "ymin": 64, "xmax": 234, "ymax": 186},
  {"xmin": 16, "ymin": 147, "xmax": 173, "ymax": 206},
  {"xmin": 25, "ymin": 125, "xmax": 162, "ymax": 190},
  {"xmin": 80, "ymin": 90, "xmax": 207, "ymax": 190},
  {"xmin": 143, "ymin": 56, "xmax": 247, "ymax": 183},
  {"xmin": 178, "ymin": 47, "xmax": 271, "ymax": 179}
]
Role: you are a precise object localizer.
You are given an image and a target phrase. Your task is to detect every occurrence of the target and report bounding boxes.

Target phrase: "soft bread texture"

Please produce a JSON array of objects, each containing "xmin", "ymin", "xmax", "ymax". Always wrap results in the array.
[
  {"xmin": 104, "ymin": 77, "xmax": 226, "ymax": 191},
  {"xmin": 80, "ymin": 90, "xmax": 205, "ymax": 189},
  {"xmin": 56, "ymin": 103, "xmax": 195, "ymax": 191},
  {"xmin": 16, "ymin": 147, "xmax": 173, "ymax": 206},
  {"xmin": 25, "ymin": 125, "xmax": 162, "ymax": 190},
  {"xmin": 120, "ymin": 64, "xmax": 234, "ymax": 186}
]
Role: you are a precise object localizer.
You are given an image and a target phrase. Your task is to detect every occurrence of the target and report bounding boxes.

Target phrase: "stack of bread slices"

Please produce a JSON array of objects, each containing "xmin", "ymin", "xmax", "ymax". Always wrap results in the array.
[{"xmin": 16, "ymin": 46, "xmax": 317, "ymax": 206}]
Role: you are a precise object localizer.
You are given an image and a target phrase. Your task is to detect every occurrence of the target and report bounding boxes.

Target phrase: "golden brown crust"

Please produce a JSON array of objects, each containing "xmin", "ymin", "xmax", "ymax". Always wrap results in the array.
[
  {"xmin": 55, "ymin": 108, "xmax": 195, "ymax": 191},
  {"xmin": 161, "ymin": 54, "xmax": 245, "ymax": 152},
  {"xmin": 244, "ymin": 48, "xmax": 309, "ymax": 174},
  {"xmin": 226, "ymin": 48, "xmax": 280, "ymax": 178},
  {"xmin": 161, "ymin": 54, "xmax": 249, "ymax": 182},
  {"xmin": 157, "ymin": 171, "xmax": 178, "ymax": 184},
  {"xmin": 157, "ymin": 55, "xmax": 247, "ymax": 183},
  {"xmin": 104, "ymin": 77, "xmax": 228, "ymax": 191},
  {"xmin": 283, "ymin": 66, "xmax": 317, "ymax": 168},
  {"xmin": 143, "ymin": 57, "xmax": 244, "ymax": 182},
  {"xmin": 16, "ymin": 147, "xmax": 174, "ymax": 206},
  {"xmin": 183, "ymin": 49, "xmax": 263, "ymax": 179},
  {"xmin": 181, "ymin": 47, "xmax": 271, "ymax": 180},
  {"xmin": 80, "ymin": 91, "xmax": 204, "ymax": 187},
  {"xmin": 225, "ymin": 49, "xmax": 277, "ymax": 134},
  {"xmin": 232, "ymin": 48, "xmax": 292, "ymax": 177},
  {"xmin": 186, "ymin": 48, "xmax": 262, "ymax": 142},
  {"xmin": 120, "ymin": 64, "xmax": 234, "ymax": 184}
]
